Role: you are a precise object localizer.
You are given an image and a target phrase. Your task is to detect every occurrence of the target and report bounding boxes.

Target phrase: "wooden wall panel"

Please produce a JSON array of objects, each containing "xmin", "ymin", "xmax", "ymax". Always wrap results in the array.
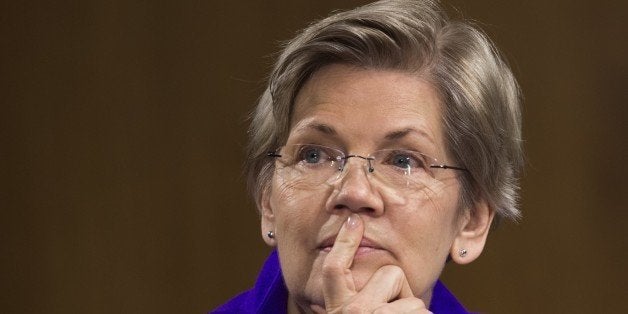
[{"xmin": 2, "ymin": 1, "xmax": 626, "ymax": 313}]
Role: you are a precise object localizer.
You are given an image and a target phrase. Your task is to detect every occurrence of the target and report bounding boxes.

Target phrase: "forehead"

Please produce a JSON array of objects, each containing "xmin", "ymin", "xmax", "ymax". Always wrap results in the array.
[{"xmin": 290, "ymin": 65, "xmax": 445, "ymax": 152}]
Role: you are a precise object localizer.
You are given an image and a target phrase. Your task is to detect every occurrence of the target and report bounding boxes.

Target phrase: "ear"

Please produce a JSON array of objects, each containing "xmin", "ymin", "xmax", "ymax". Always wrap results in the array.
[
  {"xmin": 450, "ymin": 197, "xmax": 495, "ymax": 264},
  {"xmin": 260, "ymin": 185, "xmax": 277, "ymax": 247}
]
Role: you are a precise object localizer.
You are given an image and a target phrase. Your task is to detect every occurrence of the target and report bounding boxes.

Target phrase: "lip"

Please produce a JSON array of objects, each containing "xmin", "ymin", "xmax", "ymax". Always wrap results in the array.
[{"xmin": 317, "ymin": 235, "xmax": 383, "ymax": 253}]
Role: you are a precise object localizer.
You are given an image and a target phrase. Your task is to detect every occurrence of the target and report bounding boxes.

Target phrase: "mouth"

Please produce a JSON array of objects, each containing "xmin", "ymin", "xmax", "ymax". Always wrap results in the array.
[{"xmin": 317, "ymin": 236, "xmax": 384, "ymax": 255}]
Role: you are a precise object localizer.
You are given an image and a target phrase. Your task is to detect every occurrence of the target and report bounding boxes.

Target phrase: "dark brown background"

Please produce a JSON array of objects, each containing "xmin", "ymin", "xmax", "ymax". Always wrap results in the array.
[{"xmin": 2, "ymin": 1, "xmax": 626, "ymax": 313}]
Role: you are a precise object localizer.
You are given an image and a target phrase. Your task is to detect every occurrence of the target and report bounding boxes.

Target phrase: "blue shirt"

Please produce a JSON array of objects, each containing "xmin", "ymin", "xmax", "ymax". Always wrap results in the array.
[{"xmin": 212, "ymin": 250, "xmax": 469, "ymax": 314}]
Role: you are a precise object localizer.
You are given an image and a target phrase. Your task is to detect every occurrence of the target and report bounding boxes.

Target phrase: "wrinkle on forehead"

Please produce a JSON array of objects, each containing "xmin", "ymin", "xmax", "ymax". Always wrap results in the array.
[{"xmin": 289, "ymin": 65, "xmax": 445, "ymax": 156}]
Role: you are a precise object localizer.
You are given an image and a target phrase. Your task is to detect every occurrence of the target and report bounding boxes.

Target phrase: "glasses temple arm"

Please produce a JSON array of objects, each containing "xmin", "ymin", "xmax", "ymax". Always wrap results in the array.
[{"xmin": 429, "ymin": 164, "xmax": 468, "ymax": 171}]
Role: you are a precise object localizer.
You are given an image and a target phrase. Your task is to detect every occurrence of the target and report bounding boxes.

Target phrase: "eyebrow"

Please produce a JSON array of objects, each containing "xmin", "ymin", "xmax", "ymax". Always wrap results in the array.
[
  {"xmin": 300, "ymin": 123, "xmax": 434, "ymax": 145},
  {"xmin": 384, "ymin": 128, "xmax": 435, "ymax": 145},
  {"xmin": 304, "ymin": 123, "xmax": 338, "ymax": 136}
]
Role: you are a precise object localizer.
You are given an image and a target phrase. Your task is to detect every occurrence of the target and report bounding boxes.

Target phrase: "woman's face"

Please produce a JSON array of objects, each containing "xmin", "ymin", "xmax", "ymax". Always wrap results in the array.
[{"xmin": 261, "ymin": 64, "xmax": 488, "ymax": 309}]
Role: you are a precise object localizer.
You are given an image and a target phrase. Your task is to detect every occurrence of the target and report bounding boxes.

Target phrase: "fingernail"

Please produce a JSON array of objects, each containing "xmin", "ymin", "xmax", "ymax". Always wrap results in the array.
[{"xmin": 347, "ymin": 214, "xmax": 360, "ymax": 229}]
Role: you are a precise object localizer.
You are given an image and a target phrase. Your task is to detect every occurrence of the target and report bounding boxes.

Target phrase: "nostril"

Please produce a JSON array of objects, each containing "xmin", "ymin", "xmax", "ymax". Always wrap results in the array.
[{"xmin": 333, "ymin": 203, "xmax": 375, "ymax": 213}]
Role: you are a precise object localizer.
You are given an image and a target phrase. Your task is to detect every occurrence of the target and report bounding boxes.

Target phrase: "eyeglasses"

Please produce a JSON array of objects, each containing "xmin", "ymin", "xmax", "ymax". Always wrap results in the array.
[{"xmin": 267, "ymin": 144, "xmax": 467, "ymax": 190}]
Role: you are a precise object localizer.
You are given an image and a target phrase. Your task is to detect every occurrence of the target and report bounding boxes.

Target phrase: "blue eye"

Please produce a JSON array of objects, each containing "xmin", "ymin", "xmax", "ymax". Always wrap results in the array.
[
  {"xmin": 391, "ymin": 154, "xmax": 412, "ymax": 168},
  {"xmin": 302, "ymin": 147, "xmax": 322, "ymax": 163},
  {"xmin": 383, "ymin": 151, "xmax": 427, "ymax": 171}
]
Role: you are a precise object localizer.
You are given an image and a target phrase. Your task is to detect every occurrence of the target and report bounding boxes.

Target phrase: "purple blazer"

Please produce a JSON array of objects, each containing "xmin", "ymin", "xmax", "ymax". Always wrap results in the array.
[{"xmin": 212, "ymin": 250, "xmax": 469, "ymax": 314}]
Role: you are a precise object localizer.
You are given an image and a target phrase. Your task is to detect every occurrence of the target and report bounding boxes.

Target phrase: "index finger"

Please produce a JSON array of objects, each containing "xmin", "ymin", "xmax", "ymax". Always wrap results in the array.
[{"xmin": 321, "ymin": 213, "xmax": 364, "ymax": 309}]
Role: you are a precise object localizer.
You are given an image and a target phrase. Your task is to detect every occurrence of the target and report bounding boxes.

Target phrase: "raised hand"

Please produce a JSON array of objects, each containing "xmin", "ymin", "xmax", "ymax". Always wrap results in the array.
[{"xmin": 320, "ymin": 214, "xmax": 432, "ymax": 313}]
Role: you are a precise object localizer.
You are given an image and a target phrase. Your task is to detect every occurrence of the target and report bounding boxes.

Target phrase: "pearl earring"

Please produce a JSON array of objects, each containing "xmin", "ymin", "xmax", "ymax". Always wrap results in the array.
[{"xmin": 459, "ymin": 248, "xmax": 468, "ymax": 258}]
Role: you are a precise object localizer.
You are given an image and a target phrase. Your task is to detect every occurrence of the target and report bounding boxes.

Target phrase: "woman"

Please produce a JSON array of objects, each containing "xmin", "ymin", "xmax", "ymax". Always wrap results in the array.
[{"xmin": 214, "ymin": 0, "xmax": 522, "ymax": 312}]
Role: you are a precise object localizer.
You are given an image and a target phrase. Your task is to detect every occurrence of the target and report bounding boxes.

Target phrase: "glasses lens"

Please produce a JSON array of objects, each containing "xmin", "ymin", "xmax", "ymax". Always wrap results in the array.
[
  {"xmin": 275, "ymin": 144, "xmax": 343, "ymax": 185},
  {"xmin": 370, "ymin": 149, "xmax": 439, "ymax": 189},
  {"xmin": 273, "ymin": 145, "xmax": 446, "ymax": 191}
]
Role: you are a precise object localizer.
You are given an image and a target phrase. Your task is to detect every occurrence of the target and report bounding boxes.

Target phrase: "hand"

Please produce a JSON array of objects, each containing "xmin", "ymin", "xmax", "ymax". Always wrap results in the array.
[{"xmin": 319, "ymin": 214, "xmax": 431, "ymax": 313}]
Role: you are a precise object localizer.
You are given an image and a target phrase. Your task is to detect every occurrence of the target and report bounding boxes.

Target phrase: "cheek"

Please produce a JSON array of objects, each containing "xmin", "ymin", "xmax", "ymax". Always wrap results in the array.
[
  {"xmin": 380, "ymin": 188, "xmax": 460, "ymax": 298},
  {"xmin": 390, "ymin": 182, "xmax": 462, "ymax": 265},
  {"xmin": 407, "ymin": 179, "xmax": 461, "ymax": 223},
  {"xmin": 269, "ymin": 177, "xmax": 330, "ymax": 245},
  {"xmin": 269, "ymin": 177, "xmax": 331, "ymax": 302},
  {"xmin": 271, "ymin": 177, "xmax": 325, "ymax": 218}
]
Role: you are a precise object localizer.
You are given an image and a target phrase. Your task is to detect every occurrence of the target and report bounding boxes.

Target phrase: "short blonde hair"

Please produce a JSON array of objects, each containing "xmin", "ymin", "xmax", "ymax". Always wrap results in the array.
[{"xmin": 245, "ymin": 0, "xmax": 523, "ymax": 222}]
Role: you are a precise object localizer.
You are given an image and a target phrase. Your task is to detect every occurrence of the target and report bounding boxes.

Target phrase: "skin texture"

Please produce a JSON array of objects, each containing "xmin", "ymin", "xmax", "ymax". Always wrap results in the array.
[{"xmin": 261, "ymin": 65, "xmax": 494, "ymax": 313}]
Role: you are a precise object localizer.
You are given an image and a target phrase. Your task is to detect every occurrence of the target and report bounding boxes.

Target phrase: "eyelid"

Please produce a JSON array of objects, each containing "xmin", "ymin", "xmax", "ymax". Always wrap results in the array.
[
  {"xmin": 374, "ymin": 148, "xmax": 425, "ymax": 157},
  {"xmin": 376, "ymin": 149, "xmax": 429, "ymax": 167},
  {"xmin": 377, "ymin": 139, "xmax": 435, "ymax": 156},
  {"xmin": 295, "ymin": 144, "xmax": 343, "ymax": 161},
  {"xmin": 285, "ymin": 132, "xmax": 345, "ymax": 151},
  {"xmin": 299, "ymin": 143, "xmax": 343, "ymax": 154}
]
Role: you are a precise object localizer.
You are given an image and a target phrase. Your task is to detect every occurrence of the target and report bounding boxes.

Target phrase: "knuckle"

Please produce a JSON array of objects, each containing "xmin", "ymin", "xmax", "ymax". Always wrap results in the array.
[
  {"xmin": 407, "ymin": 298, "xmax": 429, "ymax": 312},
  {"xmin": 372, "ymin": 308, "xmax": 394, "ymax": 314},
  {"xmin": 379, "ymin": 264, "xmax": 404, "ymax": 278},
  {"xmin": 413, "ymin": 301, "xmax": 428, "ymax": 311},
  {"xmin": 321, "ymin": 259, "xmax": 344, "ymax": 278},
  {"xmin": 343, "ymin": 303, "xmax": 367, "ymax": 314},
  {"xmin": 373, "ymin": 297, "xmax": 427, "ymax": 313},
  {"xmin": 409, "ymin": 298, "xmax": 427, "ymax": 309}
]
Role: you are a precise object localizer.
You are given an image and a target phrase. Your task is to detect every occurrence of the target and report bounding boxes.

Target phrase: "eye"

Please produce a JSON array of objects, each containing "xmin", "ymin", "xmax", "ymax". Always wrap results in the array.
[
  {"xmin": 391, "ymin": 154, "xmax": 412, "ymax": 168},
  {"xmin": 384, "ymin": 150, "xmax": 427, "ymax": 170},
  {"xmin": 296, "ymin": 145, "xmax": 332, "ymax": 164},
  {"xmin": 302, "ymin": 147, "xmax": 321, "ymax": 163}
]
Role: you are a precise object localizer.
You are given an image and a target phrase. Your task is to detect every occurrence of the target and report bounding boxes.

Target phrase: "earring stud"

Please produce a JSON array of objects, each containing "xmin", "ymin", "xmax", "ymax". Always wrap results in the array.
[
  {"xmin": 267, "ymin": 231, "xmax": 275, "ymax": 239},
  {"xmin": 459, "ymin": 248, "xmax": 467, "ymax": 258}
]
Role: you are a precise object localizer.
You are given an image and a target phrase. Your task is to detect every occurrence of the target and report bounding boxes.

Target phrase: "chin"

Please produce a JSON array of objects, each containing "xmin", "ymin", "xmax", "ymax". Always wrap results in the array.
[
  {"xmin": 295, "ymin": 282, "xmax": 325, "ymax": 311},
  {"xmin": 348, "ymin": 260, "xmax": 390, "ymax": 291},
  {"xmin": 292, "ymin": 251, "xmax": 400, "ymax": 309}
]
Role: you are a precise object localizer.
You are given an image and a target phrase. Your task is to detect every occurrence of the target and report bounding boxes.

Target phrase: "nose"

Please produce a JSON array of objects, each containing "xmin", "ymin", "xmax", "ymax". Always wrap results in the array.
[{"xmin": 325, "ymin": 158, "xmax": 384, "ymax": 216}]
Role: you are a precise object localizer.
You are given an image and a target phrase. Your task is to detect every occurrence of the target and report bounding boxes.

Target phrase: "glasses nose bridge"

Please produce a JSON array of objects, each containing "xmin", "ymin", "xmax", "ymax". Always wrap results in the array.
[{"xmin": 340, "ymin": 154, "xmax": 375, "ymax": 173}]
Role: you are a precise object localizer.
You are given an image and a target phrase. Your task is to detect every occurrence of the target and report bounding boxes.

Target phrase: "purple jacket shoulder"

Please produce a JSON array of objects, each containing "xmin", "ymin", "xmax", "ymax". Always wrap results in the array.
[{"xmin": 211, "ymin": 250, "xmax": 470, "ymax": 314}]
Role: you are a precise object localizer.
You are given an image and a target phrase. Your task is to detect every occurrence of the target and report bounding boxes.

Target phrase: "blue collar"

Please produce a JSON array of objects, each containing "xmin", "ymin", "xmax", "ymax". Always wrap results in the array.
[{"xmin": 212, "ymin": 250, "xmax": 469, "ymax": 313}]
